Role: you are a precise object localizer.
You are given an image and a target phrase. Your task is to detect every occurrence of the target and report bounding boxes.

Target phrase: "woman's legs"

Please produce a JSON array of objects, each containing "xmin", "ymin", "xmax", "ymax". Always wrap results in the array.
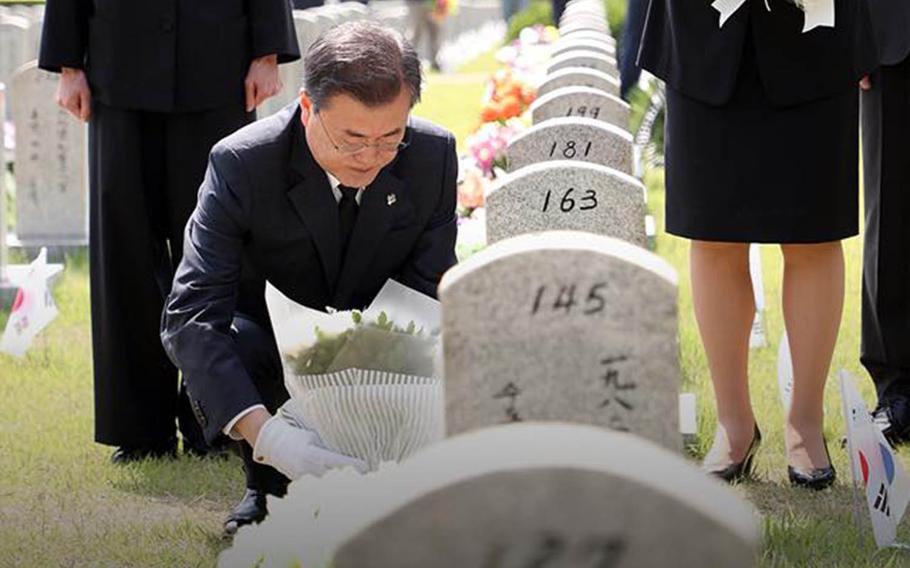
[
  {"xmin": 781, "ymin": 241, "xmax": 844, "ymax": 470},
  {"xmin": 690, "ymin": 240, "xmax": 757, "ymax": 468}
]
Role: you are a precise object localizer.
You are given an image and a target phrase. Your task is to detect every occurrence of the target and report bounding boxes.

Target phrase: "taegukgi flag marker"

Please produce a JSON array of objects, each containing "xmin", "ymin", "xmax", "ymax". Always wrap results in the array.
[
  {"xmin": 0, "ymin": 247, "xmax": 59, "ymax": 358},
  {"xmin": 840, "ymin": 370, "xmax": 910, "ymax": 549}
]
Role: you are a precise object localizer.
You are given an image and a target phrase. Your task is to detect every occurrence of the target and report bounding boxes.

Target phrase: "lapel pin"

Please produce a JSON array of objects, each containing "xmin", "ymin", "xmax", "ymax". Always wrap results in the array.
[{"xmin": 387, "ymin": 193, "xmax": 397, "ymax": 206}]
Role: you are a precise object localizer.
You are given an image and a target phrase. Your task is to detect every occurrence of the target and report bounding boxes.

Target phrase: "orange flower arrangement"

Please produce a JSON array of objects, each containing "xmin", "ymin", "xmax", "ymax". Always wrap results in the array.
[{"xmin": 479, "ymin": 69, "xmax": 537, "ymax": 123}]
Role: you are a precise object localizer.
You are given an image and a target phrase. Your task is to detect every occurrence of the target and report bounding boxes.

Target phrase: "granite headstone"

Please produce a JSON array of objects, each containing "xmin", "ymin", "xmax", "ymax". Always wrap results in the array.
[
  {"xmin": 531, "ymin": 86, "xmax": 630, "ymax": 130},
  {"xmin": 486, "ymin": 160, "xmax": 645, "ymax": 244},
  {"xmin": 10, "ymin": 63, "xmax": 87, "ymax": 245},
  {"xmin": 506, "ymin": 117, "xmax": 633, "ymax": 175},
  {"xmin": 537, "ymin": 67, "xmax": 620, "ymax": 98},
  {"xmin": 552, "ymin": 37, "xmax": 616, "ymax": 59},
  {"xmin": 220, "ymin": 424, "xmax": 760, "ymax": 568},
  {"xmin": 547, "ymin": 50, "xmax": 618, "ymax": 77},
  {"xmin": 441, "ymin": 231, "xmax": 679, "ymax": 447}
]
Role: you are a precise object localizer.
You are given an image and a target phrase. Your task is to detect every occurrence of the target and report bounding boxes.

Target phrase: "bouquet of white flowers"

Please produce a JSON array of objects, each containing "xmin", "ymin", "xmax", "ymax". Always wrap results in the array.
[
  {"xmin": 712, "ymin": 0, "xmax": 835, "ymax": 32},
  {"xmin": 266, "ymin": 280, "xmax": 444, "ymax": 471}
]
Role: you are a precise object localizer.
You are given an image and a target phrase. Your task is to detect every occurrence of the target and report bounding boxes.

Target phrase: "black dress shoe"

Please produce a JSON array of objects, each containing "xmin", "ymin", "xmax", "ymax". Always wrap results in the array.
[
  {"xmin": 873, "ymin": 395, "xmax": 910, "ymax": 446},
  {"xmin": 788, "ymin": 439, "xmax": 836, "ymax": 491},
  {"xmin": 706, "ymin": 424, "xmax": 762, "ymax": 483},
  {"xmin": 110, "ymin": 438, "xmax": 178, "ymax": 464},
  {"xmin": 223, "ymin": 489, "xmax": 269, "ymax": 536}
]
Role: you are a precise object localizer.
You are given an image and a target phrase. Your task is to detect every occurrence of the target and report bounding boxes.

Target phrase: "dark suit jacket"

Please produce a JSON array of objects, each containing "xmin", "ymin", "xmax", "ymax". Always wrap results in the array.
[
  {"xmin": 867, "ymin": 0, "xmax": 910, "ymax": 64},
  {"xmin": 38, "ymin": 0, "xmax": 300, "ymax": 112},
  {"xmin": 160, "ymin": 103, "xmax": 458, "ymax": 442},
  {"xmin": 638, "ymin": 0, "xmax": 879, "ymax": 106}
]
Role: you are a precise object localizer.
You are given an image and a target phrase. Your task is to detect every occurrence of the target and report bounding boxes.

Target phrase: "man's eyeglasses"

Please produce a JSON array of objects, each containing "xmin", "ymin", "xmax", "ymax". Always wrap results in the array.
[{"xmin": 316, "ymin": 111, "xmax": 410, "ymax": 155}]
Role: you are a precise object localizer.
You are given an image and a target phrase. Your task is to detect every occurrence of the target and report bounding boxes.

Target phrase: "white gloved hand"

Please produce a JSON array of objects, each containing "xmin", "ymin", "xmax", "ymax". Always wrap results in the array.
[{"xmin": 253, "ymin": 415, "xmax": 368, "ymax": 480}]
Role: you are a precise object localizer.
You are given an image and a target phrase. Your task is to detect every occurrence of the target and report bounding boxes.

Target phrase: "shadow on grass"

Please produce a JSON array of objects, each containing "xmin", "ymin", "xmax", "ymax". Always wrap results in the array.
[{"xmin": 110, "ymin": 453, "xmax": 245, "ymax": 507}]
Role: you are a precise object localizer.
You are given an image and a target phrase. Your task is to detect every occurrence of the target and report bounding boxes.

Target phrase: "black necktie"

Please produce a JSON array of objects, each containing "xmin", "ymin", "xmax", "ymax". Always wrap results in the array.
[{"xmin": 337, "ymin": 185, "xmax": 359, "ymax": 262}]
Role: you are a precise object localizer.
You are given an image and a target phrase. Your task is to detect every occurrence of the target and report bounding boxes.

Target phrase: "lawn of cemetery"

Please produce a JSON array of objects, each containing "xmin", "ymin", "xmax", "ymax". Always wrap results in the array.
[{"xmin": 2, "ymin": 1, "xmax": 910, "ymax": 567}]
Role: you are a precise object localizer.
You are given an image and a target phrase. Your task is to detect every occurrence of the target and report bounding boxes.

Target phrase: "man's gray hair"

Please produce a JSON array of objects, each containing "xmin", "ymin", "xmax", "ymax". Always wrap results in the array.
[{"xmin": 304, "ymin": 21, "xmax": 423, "ymax": 111}]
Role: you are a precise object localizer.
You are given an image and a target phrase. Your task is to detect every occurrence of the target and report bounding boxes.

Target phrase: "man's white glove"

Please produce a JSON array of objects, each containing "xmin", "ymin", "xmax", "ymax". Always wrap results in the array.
[{"xmin": 253, "ymin": 414, "xmax": 368, "ymax": 480}]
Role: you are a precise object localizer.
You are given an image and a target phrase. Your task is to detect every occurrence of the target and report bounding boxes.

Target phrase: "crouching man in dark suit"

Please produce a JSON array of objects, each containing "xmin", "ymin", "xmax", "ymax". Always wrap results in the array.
[{"xmin": 161, "ymin": 22, "xmax": 458, "ymax": 534}]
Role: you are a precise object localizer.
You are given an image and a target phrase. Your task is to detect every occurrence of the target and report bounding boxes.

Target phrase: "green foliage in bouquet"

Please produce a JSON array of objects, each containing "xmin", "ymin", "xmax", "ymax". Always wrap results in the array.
[
  {"xmin": 285, "ymin": 311, "xmax": 437, "ymax": 378},
  {"xmin": 286, "ymin": 324, "xmax": 353, "ymax": 375}
]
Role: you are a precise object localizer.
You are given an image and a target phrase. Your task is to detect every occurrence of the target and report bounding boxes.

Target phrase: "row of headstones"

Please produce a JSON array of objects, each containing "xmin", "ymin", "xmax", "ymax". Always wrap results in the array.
[
  {"xmin": 283, "ymin": 2, "xmax": 756, "ymax": 566},
  {"xmin": 443, "ymin": 0, "xmax": 671, "ymax": 451},
  {"xmin": 485, "ymin": 3, "xmax": 643, "ymax": 247}
]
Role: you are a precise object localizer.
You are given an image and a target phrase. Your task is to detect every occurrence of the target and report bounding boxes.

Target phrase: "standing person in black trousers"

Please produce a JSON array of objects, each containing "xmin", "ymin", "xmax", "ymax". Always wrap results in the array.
[
  {"xmin": 407, "ymin": 0, "xmax": 442, "ymax": 72},
  {"xmin": 639, "ymin": 0, "xmax": 877, "ymax": 488},
  {"xmin": 38, "ymin": 1, "xmax": 300, "ymax": 462},
  {"xmin": 862, "ymin": 0, "xmax": 910, "ymax": 444},
  {"xmin": 552, "ymin": 0, "xmax": 567, "ymax": 26},
  {"xmin": 619, "ymin": 0, "xmax": 648, "ymax": 101}
]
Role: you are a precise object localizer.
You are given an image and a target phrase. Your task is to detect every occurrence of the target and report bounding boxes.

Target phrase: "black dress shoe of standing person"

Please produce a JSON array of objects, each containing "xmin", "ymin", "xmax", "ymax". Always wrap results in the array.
[
  {"xmin": 873, "ymin": 394, "xmax": 910, "ymax": 446},
  {"xmin": 788, "ymin": 439, "xmax": 836, "ymax": 491},
  {"xmin": 705, "ymin": 425, "xmax": 762, "ymax": 483},
  {"xmin": 110, "ymin": 437, "xmax": 178, "ymax": 464}
]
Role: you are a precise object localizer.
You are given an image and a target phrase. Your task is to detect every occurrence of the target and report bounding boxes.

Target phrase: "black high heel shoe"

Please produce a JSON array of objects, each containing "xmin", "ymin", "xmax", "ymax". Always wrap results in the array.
[
  {"xmin": 788, "ymin": 438, "xmax": 836, "ymax": 490},
  {"xmin": 706, "ymin": 424, "xmax": 762, "ymax": 483}
]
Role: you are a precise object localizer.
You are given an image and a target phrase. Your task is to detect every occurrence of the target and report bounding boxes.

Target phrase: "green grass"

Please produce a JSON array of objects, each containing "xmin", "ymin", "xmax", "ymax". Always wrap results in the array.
[
  {"xmin": 645, "ymin": 168, "xmax": 910, "ymax": 566},
  {"xmin": 0, "ymin": 54, "xmax": 495, "ymax": 568},
  {"xmin": 413, "ymin": 74, "xmax": 487, "ymax": 154},
  {"xmin": 3, "ymin": 51, "xmax": 910, "ymax": 567},
  {"xmin": 0, "ymin": 250, "xmax": 243, "ymax": 566},
  {"xmin": 412, "ymin": 50, "xmax": 501, "ymax": 153}
]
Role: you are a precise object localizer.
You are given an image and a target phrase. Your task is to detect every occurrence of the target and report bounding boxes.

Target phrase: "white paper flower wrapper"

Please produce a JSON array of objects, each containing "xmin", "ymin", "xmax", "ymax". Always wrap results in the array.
[
  {"xmin": 283, "ymin": 369, "xmax": 444, "ymax": 470},
  {"xmin": 265, "ymin": 280, "xmax": 444, "ymax": 470}
]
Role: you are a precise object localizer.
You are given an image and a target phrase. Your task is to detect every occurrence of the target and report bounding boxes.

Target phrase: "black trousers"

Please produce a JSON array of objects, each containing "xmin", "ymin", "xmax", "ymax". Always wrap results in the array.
[
  {"xmin": 89, "ymin": 101, "xmax": 252, "ymax": 447},
  {"xmin": 861, "ymin": 55, "xmax": 910, "ymax": 400},
  {"xmin": 229, "ymin": 314, "xmax": 291, "ymax": 496}
]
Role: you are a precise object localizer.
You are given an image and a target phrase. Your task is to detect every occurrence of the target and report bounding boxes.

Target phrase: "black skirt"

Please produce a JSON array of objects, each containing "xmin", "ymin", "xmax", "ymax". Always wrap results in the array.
[{"xmin": 664, "ymin": 39, "xmax": 860, "ymax": 243}]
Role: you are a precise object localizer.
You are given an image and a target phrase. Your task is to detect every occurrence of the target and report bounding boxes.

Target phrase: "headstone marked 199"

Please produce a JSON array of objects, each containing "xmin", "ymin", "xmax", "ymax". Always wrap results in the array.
[{"xmin": 530, "ymin": 86, "xmax": 630, "ymax": 130}]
